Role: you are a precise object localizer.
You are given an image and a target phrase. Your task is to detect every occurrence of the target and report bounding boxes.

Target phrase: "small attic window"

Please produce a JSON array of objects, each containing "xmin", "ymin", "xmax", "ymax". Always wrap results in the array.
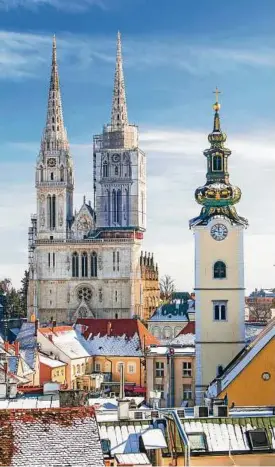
[
  {"xmin": 247, "ymin": 429, "xmax": 271, "ymax": 451},
  {"xmin": 187, "ymin": 432, "xmax": 208, "ymax": 452},
  {"xmin": 101, "ymin": 439, "xmax": 111, "ymax": 455}
]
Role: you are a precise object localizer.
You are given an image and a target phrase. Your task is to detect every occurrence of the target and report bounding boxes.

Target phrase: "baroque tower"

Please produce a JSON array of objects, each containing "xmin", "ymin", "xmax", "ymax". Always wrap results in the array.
[
  {"xmin": 36, "ymin": 36, "xmax": 74, "ymax": 241},
  {"xmin": 94, "ymin": 31, "xmax": 146, "ymax": 230},
  {"xmin": 190, "ymin": 90, "xmax": 248, "ymax": 404}
]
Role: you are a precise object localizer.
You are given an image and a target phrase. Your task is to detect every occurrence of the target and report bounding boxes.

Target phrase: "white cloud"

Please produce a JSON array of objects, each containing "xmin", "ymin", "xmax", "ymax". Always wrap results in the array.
[
  {"xmin": 1, "ymin": 127, "xmax": 275, "ymax": 293},
  {"xmin": 0, "ymin": 0, "xmax": 106, "ymax": 12},
  {"xmin": 0, "ymin": 30, "xmax": 274, "ymax": 80}
]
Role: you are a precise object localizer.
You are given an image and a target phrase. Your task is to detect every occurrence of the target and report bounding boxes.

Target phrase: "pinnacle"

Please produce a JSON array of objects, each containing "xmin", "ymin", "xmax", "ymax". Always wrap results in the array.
[{"xmin": 111, "ymin": 31, "xmax": 128, "ymax": 129}]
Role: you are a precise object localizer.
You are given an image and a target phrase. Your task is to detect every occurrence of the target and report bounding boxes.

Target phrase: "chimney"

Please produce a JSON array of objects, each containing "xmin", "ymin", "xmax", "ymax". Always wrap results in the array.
[
  {"xmin": 52, "ymin": 320, "xmax": 56, "ymax": 330},
  {"xmin": 34, "ymin": 319, "xmax": 39, "ymax": 337},
  {"xmin": 107, "ymin": 321, "xmax": 112, "ymax": 336},
  {"xmin": 14, "ymin": 341, "xmax": 20, "ymax": 356},
  {"xmin": 4, "ymin": 341, "xmax": 9, "ymax": 353},
  {"xmin": 49, "ymin": 334, "xmax": 53, "ymax": 342},
  {"xmin": 119, "ymin": 363, "xmax": 125, "ymax": 399},
  {"xmin": 3, "ymin": 362, "xmax": 7, "ymax": 382}
]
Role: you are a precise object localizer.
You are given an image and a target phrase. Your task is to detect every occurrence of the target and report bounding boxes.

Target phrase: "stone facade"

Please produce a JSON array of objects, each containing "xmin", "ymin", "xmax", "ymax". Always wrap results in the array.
[{"xmin": 28, "ymin": 34, "xmax": 155, "ymax": 324}]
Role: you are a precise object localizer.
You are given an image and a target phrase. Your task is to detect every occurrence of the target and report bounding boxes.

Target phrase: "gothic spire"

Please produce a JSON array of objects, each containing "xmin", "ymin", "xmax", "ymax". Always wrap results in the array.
[
  {"xmin": 41, "ymin": 35, "xmax": 68, "ymax": 152},
  {"xmin": 111, "ymin": 31, "xmax": 128, "ymax": 129}
]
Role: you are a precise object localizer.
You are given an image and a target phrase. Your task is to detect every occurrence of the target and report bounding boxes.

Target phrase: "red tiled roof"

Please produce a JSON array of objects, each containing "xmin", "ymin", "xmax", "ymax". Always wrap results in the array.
[
  {"xmin": 77, "ymin": 318, "xmax": 159, "ymax": 347},
  {"xmin": 177, "ymin": 321, "xmax": 195, "ymax": 336},
  {"xmin": 39, "ymin": 326, "xmax": 73, "ymax": 336},
  {"xmin": 0, "ymin": 407, "xmax": 104, "ymax": 466}
]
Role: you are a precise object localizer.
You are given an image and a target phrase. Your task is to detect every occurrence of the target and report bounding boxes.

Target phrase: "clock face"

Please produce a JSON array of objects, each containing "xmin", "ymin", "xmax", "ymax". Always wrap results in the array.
[
  {"xmin": 211, "ymin": 223, "xmax": 228, "ymax": 241},
  {"xmin": 47, "ymin": 158, "xmax": 56, "ymax": 167},
  {"xmin": 112, "ymin": 153, "xmax": 121, "ymax": 163}
]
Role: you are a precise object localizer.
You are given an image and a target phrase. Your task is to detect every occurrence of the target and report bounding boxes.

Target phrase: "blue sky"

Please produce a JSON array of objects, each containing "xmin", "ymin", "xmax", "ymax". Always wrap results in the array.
[{"xmin": 0, "ymin": 0, "xmax": 275, "ymax": 292}]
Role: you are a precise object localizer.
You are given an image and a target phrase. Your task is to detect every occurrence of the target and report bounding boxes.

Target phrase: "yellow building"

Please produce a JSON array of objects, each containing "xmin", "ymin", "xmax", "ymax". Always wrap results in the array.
[
  {"xmin": 207, "ymin": 318, "xmax": 275, "ymax": 406},
  {"xmin": 189, "ymin": 91, "xmax": 248, "ymax": 403},
  {"xmin": 146, "ymin": 344, "xmax": 195, "ymax": 407}
]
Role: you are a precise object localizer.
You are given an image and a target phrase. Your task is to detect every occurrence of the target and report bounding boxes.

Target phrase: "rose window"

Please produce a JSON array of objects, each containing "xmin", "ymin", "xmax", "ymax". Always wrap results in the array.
[{"xmin": 77, "ymin": 287, "xmax": 92, "ymax": 302}]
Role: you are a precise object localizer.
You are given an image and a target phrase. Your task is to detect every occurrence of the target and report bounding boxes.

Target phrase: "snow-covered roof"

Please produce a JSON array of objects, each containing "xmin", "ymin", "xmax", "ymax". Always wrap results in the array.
[
  {"xmin": 89, "ymin": 397, "xmax": 145, "ymax": 411},
  {"xmin": 0, "ymin": 394, "xmax": 60, "ymax": 409},
  {"xmin": 98, "ymin": 420, "xmax": 166, "ymax": 455},
  {"xmin": 16, "ymin": 323, "xmax": 37, "ymax": 369},
  {"xmin": 85, "ymin": 332, "xmax": 142, "ymax": 356},
  {"xmin": 0, "ymin": 407, "xmax": 104, "ymax": 466},
  {"xmin": 170, "ymin": 333, "xmax": 195, "ymax": 346},
  {"xmin": 114, "ymin": 453, "xmax": 150, "ymax": 466},
  {"xmin": 40, "ymin": 328, "xmax": 90, "ymax": 359},
  {"xmin": 141, "ymin": 428, "xmax": 167, "ymax": 450},
  {"xmin": 39, "ymin": 354, "xmax": 66, "ymax": 368},
  {"xmin": 146, "ymin": 346, "xmax": 195, "ymax": 356},
  {"xmin": 182, "ymin": 416, "xmax": 275, "ymax": 453}
]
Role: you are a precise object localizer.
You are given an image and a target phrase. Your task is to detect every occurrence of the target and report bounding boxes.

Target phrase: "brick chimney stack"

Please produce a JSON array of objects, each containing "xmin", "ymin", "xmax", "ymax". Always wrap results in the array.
[
  {"xmin": 34, "ymin": 319, "xmax": 39, "ymax": 337},
  {"xmin": 107, "ymin": 321, "xmax": 112, "ymax": 336},
  {"xmin": 14, "ymin": 341, "xmax": 20, "ymax": 356}
]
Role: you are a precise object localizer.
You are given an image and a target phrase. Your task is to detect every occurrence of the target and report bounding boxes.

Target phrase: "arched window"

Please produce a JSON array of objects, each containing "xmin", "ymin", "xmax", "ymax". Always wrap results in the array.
[
  {"xmin": 125, "ymin": 188, "xmax": 129, "ymax": 226},
  {"xmin": 213, "ymin": 155, "xmax": 222, "ymax": 171},
  {"xmin": 103, "ymin": 161, "xmax": 108, "ymax": 177},
  {"xmin": 213, "ymin": 261, "xmax": 226, "ymax": 279},
  {"xmin": 91, "ymin": 251, "xmax": 97, "ymax": 277},
  {"xmin": 60, "ymin": 166, "xmax": 64, "ymax": 182},
  {"xmin": 115, "ymin": 166, "xmax": 119, "ymax": 176},
  {"xmin": 81, "ymin": 252, "xmax": 88, "ymax": 277},
  {"xmin": 72, "ymin": 252, "xmax": 79, "ymax": 278},
  {"xmin": 40, "ymin": 167, "xmax": 43, "ymax": 182},
  {"xmin": 107, "ymin": 190, "xmax": 111, "ymax": 225},
  {"xmin": 77, "ymin": 364, "xmax": 80, "ymax": 374},
  {"xmin": 81, "ymin": 363, "xmax": 85, "ymax": 373},
  {"xmin": 50, "ymin": 172, "xmax": 54, "ymax": 181}
]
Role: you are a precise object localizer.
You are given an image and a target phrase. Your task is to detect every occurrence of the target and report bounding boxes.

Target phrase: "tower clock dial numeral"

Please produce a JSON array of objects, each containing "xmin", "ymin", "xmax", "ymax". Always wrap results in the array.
[{"xmin": 211, "ymin": 223, "xmax": 228, "ymax": 241}]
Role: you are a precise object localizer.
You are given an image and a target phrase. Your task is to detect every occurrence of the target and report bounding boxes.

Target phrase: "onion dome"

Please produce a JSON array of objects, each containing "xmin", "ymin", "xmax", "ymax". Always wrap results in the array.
[{"xmin": 189, "ymin": 89, "xmax": 248, "ymax": 228}]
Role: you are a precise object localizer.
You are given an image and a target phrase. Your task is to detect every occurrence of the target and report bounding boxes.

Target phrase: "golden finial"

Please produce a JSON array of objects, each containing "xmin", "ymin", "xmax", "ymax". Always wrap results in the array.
[{"xmin": 213, "ymin": 86, "xmax": 221, "ymax": 112}]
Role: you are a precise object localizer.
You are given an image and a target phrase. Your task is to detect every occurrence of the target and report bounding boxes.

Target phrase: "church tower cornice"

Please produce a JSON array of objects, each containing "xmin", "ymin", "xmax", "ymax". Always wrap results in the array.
[{"xmin": 189, "ymin": 89, "xmax": 248, "ymax": 228}]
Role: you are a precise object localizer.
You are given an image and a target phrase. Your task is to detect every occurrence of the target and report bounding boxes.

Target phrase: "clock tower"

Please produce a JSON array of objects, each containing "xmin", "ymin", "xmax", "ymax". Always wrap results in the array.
[{"xmin": 190, "ymin": 90, "xmax": 248, "ymax": 404}]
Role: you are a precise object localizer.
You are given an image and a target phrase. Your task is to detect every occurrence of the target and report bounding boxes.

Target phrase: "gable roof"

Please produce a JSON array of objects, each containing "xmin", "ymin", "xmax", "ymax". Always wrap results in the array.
[
  {"xmin": 76, "ymin": 319, "xmax": 159, "ymax": 357},
  {"xmin": 0, "ymin": 407, "xmax": 104, "ymax": 466},
  {"xmin": 177, "ymin": 321, "xmax": 195, "ymax": 336},
  {"xmin": 208, "ymin": 317, "xmax": 275, "ymax": 397},
  {"xmin": 39, "ymin": 326, "xmax": 90, "ymax": 359}
]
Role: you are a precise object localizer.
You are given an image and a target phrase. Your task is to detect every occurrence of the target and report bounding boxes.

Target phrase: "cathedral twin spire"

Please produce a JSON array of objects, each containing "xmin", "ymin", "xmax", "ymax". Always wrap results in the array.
[
  {"xmin": 111, "ymin": 31, "xmax": 128, "ymax": 129},
  {"xmin": 41, "ymin": 35, "xmax": 68, "ymax": 153}
]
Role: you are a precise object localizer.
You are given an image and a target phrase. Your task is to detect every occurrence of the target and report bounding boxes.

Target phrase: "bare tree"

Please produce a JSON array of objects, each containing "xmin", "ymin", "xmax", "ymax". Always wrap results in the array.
[
  {"xmin": 248, "ymin": 299, "xmax": 274, "ymax": 322},
  {"xmin": 160, "ymin": 275, "xmax": 175, "ymax": 301}
]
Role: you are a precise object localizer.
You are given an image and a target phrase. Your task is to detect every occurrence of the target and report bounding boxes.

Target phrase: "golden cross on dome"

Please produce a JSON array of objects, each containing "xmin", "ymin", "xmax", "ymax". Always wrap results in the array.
[{"xmin": 213, "ymin": 87, "xmax": 221, "ymax": 103}]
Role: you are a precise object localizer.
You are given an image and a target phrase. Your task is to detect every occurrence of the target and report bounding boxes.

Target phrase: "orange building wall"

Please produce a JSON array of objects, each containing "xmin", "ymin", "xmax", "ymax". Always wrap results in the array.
[
  {"xmin": 40, "ymin": 363, "xmax": 52, "ymax": 385},
  {"xmin": 220, "ymin": 337, "xmax": 275, "ymax": 406},
  {"xmin": 94, "ymin": 356, "xmax": 145, "ymax": 386}
]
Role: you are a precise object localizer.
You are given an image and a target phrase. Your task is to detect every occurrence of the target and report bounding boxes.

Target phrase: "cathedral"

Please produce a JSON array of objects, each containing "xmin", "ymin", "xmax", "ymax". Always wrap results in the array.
[{"xmin": 27, "ymin": 33, "xmax": 160, "ymax": 324}]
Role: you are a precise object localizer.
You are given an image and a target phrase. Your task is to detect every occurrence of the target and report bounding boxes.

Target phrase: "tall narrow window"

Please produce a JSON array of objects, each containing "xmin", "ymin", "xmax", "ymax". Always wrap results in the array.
[
  {"xmin": 107, "ymin": 190, "xmax": 111, "ymax": 225},
  {"xmin": 60, "ymin": 166, "xmax": 64, "ymax": 182},
  {"xmin": 213, "ymin": 301, "xmax": 227, "ymax": 321},
  {"xmin": 213, "ymin": 155, "xmax": 222, "ymax": 171},
  {"xmin": 126, "ymin": 188, "xmax": 130, "ymax": 226},
  {"xmin": 50, "ymin": 172, "xmax": 54, "ymax": 180},
  {"xmin": 141, "ymin": 191, "xmax": 144, "ymax": 224},
  {"xmin": 113, "ymin": 251, "xmax": 115, "ymax": 271},
  {"xmin": 81, "ymin": 252, "xmax": 88, "ymax": 277},
  {"xmin": 47, "ymin": 195, "xmax": 51, "ymax": 229},
  {"xmin": 72, "ymin": 252, "xmax": 79, "ymax": 278},
  {"xmin": 117, "ymin": 251, "xmax": 120, "ymax": 271},
  {"xmin": 53, "ymin": 253, "xmax": 55, "ymax": 268},
  {"xmin": 117, "ymin": 190, "xmax": 122, "ymax": 225},
  {"xmin": 91, "ymin": 252, "xmax": 97, "ymax": 277},
  {"xmin": 112, "ymin": 189, "xmax": 117, "ymax": 223},
  {"xmin": 115, "ymin": 166, "xmax": 119, "ymax": 176},
  {"xmin": 103, "ymin": 161, "xmax": 108, "ymax": 177},
  {"xmin": 48, "ymin": 253, "xmax": 50, "ymax": 268},
  {"xmin": 213, "ymin": 261, "xmax": 226, "ymax": 279},
  {"xmin": 52, "ymin": 195, "xmax": 56, "ymax": 229},
  {"xmin": 40, "ymin": 167, "xmax": 43, "ymax": 182},
  {"xmin": 115, "ymin": 290, "xmax": 118, "ymax": 302}
]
